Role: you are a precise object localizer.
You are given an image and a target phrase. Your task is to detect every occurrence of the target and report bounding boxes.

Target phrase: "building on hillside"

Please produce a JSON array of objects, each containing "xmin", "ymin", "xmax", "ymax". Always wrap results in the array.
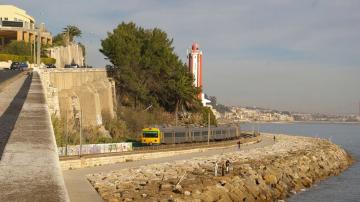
[
  {"xmin": 0, "ymin": 5, "xmax": 52, "ymax": 49},
  {"xmin": 187, "ymin": 42, "xmax": 210, "ymax": 106}
]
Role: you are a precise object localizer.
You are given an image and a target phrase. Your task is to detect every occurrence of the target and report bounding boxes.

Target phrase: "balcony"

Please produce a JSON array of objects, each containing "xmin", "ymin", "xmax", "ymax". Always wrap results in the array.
[{"xmin": 0, "ymin": 20, "xmax": 35, "ymax": 30}]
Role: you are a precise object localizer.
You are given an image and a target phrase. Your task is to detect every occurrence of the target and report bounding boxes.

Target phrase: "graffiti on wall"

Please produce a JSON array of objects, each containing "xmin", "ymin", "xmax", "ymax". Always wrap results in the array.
[{"xmin": 58, "ymin": 142, "xmax": 133, "ymax": 156}]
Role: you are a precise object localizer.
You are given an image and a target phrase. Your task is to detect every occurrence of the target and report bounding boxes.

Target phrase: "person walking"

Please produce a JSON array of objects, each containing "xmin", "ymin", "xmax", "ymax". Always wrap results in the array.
[
  {"xmin": 214, "ymin": 162, "xmax": 218, "ymax": 177},
  {"xmin": 237, "ymin": 141, "xmax": 241, "ymax": 150},
  {"xmin": 273, "ymin": 135, "xmax": 276, "ymax": 143},
  {"xmin": 221, "ymin": 163, "xmax": 225, "ymax": 176},
  {"xmin": 225, "ymin": 160, "xmax": 231, "ymax": 174}
]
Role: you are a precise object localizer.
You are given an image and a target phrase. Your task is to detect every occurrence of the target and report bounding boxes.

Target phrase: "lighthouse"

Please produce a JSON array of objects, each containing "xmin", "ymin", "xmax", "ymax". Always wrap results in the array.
[{"xmin": 187, "ymin": 42, "xmax": 210, "ymax": 106}]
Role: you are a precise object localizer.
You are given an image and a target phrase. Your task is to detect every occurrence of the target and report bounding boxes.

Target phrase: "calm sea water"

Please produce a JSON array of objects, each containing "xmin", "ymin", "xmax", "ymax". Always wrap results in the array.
[{"xmin": 241, "ymin": 122, "xmax": 360, "ymax": 202}]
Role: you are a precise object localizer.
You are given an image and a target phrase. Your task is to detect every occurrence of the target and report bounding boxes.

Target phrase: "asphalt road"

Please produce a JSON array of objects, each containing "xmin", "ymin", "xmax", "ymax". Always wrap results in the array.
[{"xmin": 0, "ymin": 70, "xmax": 21, "ymax": 85}]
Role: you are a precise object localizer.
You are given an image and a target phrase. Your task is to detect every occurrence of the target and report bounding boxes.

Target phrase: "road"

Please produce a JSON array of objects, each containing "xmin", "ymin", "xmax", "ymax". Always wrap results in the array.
[
  {"xmin": 63, "ymin": 135, "xmax": 274, "ymax": 202},
  {"xmin": 0, "ymin": 70, "xmax": 21, "ymax": 84},
  {"xmin": 0, "ymin": 72, "xmax": 27, "ymax": 157}
]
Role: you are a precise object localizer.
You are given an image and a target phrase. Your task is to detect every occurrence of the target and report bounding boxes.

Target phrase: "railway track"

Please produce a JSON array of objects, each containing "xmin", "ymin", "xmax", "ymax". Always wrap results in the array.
[{"xmin": 59, "ymin": 132, "xmax": 260, "ymax": 161}]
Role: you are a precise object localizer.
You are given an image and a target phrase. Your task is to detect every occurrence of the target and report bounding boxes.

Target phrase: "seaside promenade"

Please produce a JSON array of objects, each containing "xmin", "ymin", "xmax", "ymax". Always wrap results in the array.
[{"xmin": 63, "ymin": 135, "xmax": 273, "ymax": 202}]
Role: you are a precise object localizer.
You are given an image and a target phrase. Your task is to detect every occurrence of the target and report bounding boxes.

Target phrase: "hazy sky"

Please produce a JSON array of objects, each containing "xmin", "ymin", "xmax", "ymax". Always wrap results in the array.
[{"xmin": 6, "ymin": 0, "xmax": 360, "ymax": 114}]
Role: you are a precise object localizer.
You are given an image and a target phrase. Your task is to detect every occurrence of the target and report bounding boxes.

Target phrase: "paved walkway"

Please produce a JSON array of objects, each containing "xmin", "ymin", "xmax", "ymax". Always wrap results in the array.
[
  {"xmin": 63, "ymin": 135, "xmax": 274, "ymax": 202},
  {"xmin": 0, "ymin": 72, "xmax": 69, "ymax": 202}
]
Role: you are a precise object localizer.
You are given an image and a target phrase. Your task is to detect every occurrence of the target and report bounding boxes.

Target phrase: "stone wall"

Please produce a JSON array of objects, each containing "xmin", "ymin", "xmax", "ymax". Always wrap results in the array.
[
  {"xmin": 38, "ymin": 68, "xmax": 116, "ymax": 128},
  {"xmin": 48, "ymin": 43, "xmax": 84, "ymax": 68},
  {"xmin": 87, "ymin": 134, "xmax": 353, "ymax": 202}
]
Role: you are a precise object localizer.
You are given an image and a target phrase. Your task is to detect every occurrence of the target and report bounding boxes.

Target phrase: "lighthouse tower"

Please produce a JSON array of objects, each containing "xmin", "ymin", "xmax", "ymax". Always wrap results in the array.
[{"xmin": 187, "ymin": 42, "xmax": 210, "ymax": 106}]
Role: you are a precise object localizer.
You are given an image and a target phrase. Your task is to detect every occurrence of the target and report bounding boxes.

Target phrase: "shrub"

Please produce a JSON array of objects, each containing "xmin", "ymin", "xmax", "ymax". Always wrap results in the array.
[
  {"xmin": 41, "ymin": 57, "xmax": 56, "ymax": 64},
  {"xmin": 0, "ymin": 53, "xmax": 56, "ymax": 64},
  {"xmin": 3, "ymin": 41, "xmax": 31, "ymax": 56}
]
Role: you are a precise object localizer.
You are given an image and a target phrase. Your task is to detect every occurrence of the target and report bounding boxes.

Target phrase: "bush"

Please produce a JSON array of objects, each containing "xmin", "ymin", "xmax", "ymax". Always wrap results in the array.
[
  {"xmin": 41, "ymin": 57, "xmax": 56, "ymax": 64},
  {"xmin": 201, "ymin": 107, "xmax": 217, "ymax": 126},
  {"xmin": 115, "ymin": 106, "xmax": 174, "ymax": 138},
  {"xmin": 3, "ymin": 41, "xmax": 31, "ymax": 56},
  {"xmin": 0, "ymin": 53, "xmax": 56, "ymax": 64}
]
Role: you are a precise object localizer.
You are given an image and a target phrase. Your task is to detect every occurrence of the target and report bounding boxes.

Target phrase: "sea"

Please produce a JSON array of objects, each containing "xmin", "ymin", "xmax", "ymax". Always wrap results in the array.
[{"xmin": 241, "ymin": 122, "xmax": 360, "ymax": 202}]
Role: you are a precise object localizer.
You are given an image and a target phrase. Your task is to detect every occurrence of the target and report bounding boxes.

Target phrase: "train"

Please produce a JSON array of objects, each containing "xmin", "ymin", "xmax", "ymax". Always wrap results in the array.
[{"xmin": 141, "ymin": 125, "xmax": 241, "ymax": 145}]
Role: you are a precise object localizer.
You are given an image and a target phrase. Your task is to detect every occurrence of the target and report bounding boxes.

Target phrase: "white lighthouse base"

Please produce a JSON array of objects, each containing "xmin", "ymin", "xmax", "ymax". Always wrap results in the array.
[{"xmin": 201, "ymin": 93, "xmax": 211, "ymax": 106}]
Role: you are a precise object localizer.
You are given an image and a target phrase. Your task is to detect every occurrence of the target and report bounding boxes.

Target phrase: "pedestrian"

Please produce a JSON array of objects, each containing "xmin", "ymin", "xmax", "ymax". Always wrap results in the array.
[
  {"xmin": 221, "ymin": 163, "xmax": 225, "ymax": 176},
  {"xmin": 237, "ymin": 141, "xmax": 241, "ymax": 150},
  {"xmin": 273, "ymin": 135, "xmax": 276, "ymax": 142},
  {"xmin": 225, "ymin": 160, "xmax": 230, "ymax": 173},
  {"xmin": 214, "ymin": 162, "xmax": 218, "ymax": 177}
]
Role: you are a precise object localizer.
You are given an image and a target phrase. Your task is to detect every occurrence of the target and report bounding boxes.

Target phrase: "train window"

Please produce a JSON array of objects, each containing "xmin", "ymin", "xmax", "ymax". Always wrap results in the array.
[
  {"xmin": 194, "ymin": 132, "xmax": 200, "ymax": 136},
  {"xmin": 164, "ymin": 133, "xmax": 173, "ymax": 137},
  {"xmin": 216, "ymin": 130, "xmax": 222, "ymax": 135},
  {"xmin": 175, "ymin": 132, "xmax": 185, "ymax": 137},
  {"xmin": 143, "ymin": 132, "xmax": 158, "ymax": 138}
]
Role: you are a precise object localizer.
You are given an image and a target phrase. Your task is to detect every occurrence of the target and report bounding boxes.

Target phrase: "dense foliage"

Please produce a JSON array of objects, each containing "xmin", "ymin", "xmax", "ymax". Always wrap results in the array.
[
  {"xmin": 2, "ymin": 40, "xmax": 31, "ymax": 55},
  {"xmin": 0, "ymin": 53, "xmax": 56, "ymax": 64},
  {"xmin": 52, "ymin": 25, "xmax": 82, "ymax": 46},
  {"xmin": 100, "ymin": 22, "xmax": 201, "ymax": 113},
  {"xmin": 63, "ymin": 25, "xmax": 82, "ymax": 42}
]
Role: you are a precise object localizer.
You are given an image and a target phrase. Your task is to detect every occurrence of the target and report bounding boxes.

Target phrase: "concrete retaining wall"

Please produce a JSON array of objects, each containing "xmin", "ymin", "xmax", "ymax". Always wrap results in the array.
[
  {"xmin": 38, "ymin": 68, "xmax": 116, "ymax": 127},
  {"xmin": 48, "ymin": 43, "xmax": 84, "ymax": 68}
]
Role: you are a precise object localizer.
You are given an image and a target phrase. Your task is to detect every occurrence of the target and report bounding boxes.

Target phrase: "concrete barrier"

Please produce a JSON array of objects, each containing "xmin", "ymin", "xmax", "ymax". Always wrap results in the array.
[{"xmin": 0, "ymin": 71, "xmax": 69, "ymax": 201}]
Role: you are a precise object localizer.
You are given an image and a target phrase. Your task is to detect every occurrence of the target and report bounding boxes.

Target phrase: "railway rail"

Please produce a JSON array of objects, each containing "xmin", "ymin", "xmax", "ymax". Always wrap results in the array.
[{"xmin": 59, "ymin": 132, "xmax": 260, "ymax": 161}]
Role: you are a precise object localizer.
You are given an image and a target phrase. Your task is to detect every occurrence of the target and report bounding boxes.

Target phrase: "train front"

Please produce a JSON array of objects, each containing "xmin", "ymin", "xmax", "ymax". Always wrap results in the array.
[{"xmin": 141, "ymin": 128, "xmax": 161, "ymax": 145}]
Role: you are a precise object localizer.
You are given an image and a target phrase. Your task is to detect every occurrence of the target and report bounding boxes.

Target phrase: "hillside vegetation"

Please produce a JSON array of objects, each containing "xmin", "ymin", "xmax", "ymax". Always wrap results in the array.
[{"xmin": 100, "ymin": 22, "xmax": 216, "ymax": 138}]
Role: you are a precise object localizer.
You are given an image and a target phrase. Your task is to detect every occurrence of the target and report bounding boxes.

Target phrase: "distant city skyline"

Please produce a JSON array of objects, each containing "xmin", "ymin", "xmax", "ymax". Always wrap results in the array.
[{"xmin": 5, "ymin": 0, "xmax": 360, "ymax": 114}]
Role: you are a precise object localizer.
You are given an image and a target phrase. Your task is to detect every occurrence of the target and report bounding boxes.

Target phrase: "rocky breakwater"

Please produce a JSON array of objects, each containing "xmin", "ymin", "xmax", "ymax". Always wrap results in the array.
[{"xmin": 87, "ymin": 134, "xmax": 353, "ymax": 202}]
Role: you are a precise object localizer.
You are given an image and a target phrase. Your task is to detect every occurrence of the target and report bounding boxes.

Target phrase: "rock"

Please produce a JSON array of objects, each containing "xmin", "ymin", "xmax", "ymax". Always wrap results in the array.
[
  {"xmin": 123, "ymin": 198, "xmax": 133, "ymax": 202},
  {"xmin": 219, "ymin": 180, "xmax": 227, "ymax": 186},
  {"xmin": 263, "ymin": 174, "xmax": 277, "ymax": 185},
  {"xmin": 139, "ymin": 181, "xmax": 147, "ymax": 186},
  {"xmin": 86, "ymin": 134, "xmax": 353, "ymax": 202},
  {"xmin": 194, "ymin": 190, "xmax": 202, "ymax": 195},
  {"xmin": 173, "ymin": 184, "xmax": 183, "ymax": 193},
  {"xmin": 160, "ymin": 183, "xmax": 173, "ymax": 191}
]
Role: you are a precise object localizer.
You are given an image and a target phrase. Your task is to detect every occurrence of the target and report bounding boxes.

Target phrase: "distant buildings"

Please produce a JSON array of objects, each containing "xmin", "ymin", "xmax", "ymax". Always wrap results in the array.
[
  {"xmin": 220, "ymin": 107, "xmax": 294, "ymax": 123},
  {"xmin": 0, "ymin": 5, "xmax": 52, "ymax": 48},
  {"xmin": 216, "ymin": 105, "xmax": 360, "ymax": 123},
  {"xmin": 187, "ymin": 42, "xmax": 210, "ymax": 106}
]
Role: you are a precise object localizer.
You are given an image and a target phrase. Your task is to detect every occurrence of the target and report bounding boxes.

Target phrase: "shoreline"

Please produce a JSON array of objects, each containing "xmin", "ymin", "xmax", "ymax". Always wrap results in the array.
[
  {"xmin": 87, "ymin": 134, "xmax": 353, "ymax": 201},
  {"xmin": 236, "ymin": 121, "xmax": 360, "ymax": 124}
]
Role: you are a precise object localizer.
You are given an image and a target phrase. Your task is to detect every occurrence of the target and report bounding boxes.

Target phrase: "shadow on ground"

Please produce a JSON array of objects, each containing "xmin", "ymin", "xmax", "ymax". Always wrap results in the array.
[{"xmin": 0, "ymin": 74, "xmax": 32, "ymax": 160}]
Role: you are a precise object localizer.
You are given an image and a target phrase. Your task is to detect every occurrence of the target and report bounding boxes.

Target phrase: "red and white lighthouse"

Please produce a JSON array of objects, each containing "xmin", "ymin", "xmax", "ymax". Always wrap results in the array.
[{"xmin": 187, "ymin": 42, "xmax": 210, "ymax": 106}]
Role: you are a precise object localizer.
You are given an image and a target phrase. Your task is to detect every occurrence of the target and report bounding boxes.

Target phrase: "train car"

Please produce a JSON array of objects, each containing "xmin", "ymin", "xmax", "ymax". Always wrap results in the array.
[
  {"xmin": 141, "ymin": 125, "xmax": 240, "ymax": 145},
  {"xmin": 141, "ymin": 128, "xmax": 161, "ymax": 145}
]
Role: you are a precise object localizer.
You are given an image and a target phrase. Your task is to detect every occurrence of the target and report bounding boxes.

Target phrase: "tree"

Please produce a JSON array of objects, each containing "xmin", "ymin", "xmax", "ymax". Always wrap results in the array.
[
  {"xmin": 63, "ymin": 25, "xmax": 82, "ymax": 42},
  {"xmin": 101, "ymin": 22, "xmax": 201, "ymax": 114},
  {"xmin": 163, "ymin": 66, "xmax": 201, "ymax": 125},
  {"xmin": 52, "ymin": 33, "xmax": 65, "ymax": 46}
]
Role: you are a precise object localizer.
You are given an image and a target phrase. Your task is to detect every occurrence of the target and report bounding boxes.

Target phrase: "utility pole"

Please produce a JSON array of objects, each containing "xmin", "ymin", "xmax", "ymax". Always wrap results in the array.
[
  {"xmin": 207, "ymin": 112, "xmax": 210, "ymax": 145},
  {"xmin": 33, "ymin": 39, "xmax": 36, "ymax": 64},
  {"xmin": 65, "ymin": 110, "xmax": 68, "ymax": 156},
  {"xmin": 79, "ymin": 109, "xmax": 82, "ymax": 157},
  {"xmin": 37, "ymin": 27, "xmax": 41, "ymax": 67}
]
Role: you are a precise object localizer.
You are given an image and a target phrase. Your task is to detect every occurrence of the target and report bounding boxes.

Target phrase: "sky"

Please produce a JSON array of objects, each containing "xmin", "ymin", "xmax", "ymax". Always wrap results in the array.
[{"xmin": 5, "ymin": 0, "xmax": 360, "ymax": 115}]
